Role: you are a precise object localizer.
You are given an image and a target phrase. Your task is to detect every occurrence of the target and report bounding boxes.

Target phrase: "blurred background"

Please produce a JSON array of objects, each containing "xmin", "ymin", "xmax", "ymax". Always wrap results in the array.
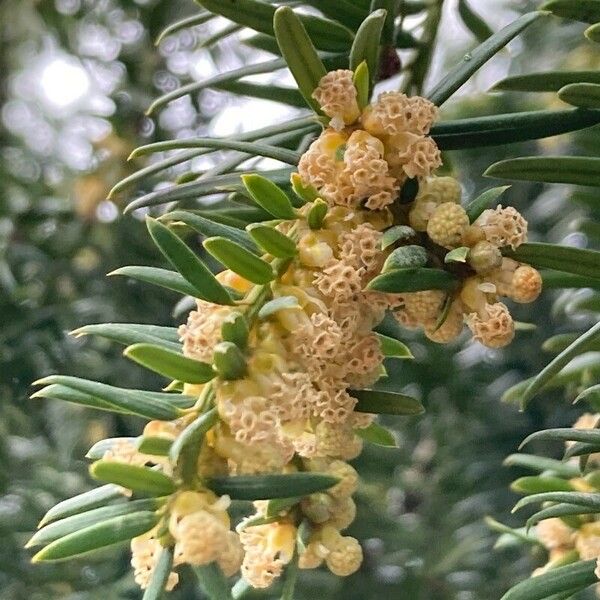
[{"xmin": 1, "ymin": 0, "xmax": 599, "ymax": 598}]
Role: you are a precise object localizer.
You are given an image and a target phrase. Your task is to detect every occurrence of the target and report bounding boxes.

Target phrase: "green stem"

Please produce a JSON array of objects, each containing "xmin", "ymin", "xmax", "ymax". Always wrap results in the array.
[
  {"xmin": 194, "ymin": 563, "xmax": 234, "ymax": 600},
  {"xmin": 242, "ymin": 224, "xmax": 299, "ymax": 325},
  {"xmin": 231, "ymin": 578, "xmax": 252, "ymax": 599},
  {"xmin": 142, "ymin": 546, "xmax": 175, "ymax": 600},
  {"xmin": 280, "ymin": 548, "xmax": 300, "ymax": 600},
  {"xmin": 242, "ymin": 283, "xmax": 274, "ymax": 326}
]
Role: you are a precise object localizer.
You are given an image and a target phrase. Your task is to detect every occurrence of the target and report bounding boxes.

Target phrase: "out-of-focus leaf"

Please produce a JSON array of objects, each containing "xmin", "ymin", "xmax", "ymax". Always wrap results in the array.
[
  {"xmin": 213, "ymin": 80, "xmax": 306, "ymax": 107},
  {"xmin": 33, "ymin": 376, "xmax": 183, "ymax": 420},
  {"xmin": 146, "ymin": 56, "xmax": 347, "ymax": 115},
  {"xmin": 110, "ymin": 117, "xmax": 316, "ymax": 198},
  {"xmin": 520, "ymin": 427, "xmax": 600, "ymax": 448},
  {"xmin": 258, "ymin": 296, "xmax": 300, "ymax": 319},
  {"xmin": 371, "ymin": 0, "xmax": 398, "ymax": 44},
  {"xmin": 513, "ymin": 492, "xmax": 600, "ymax": 513},
  {"xmin": 543, "ymin": 333, "xmax": 583, "ymax": 353},
  {"xmin": 203, "ymin": 237, "xmax": 275, "ymax": 284},
  {"xmin": 90, "ymin": 461, "xmax": 176, "ymax": 496},
  {"xmin": 146, "ymin": 57, "xmax": 288, "ymax": 114},
  {"xmin": 432, "ymin": 109, "xmax": 600, "ymax": 150},
  {"xmin": 505, "ymin": 243, "xmax": 600, "ymax": 281},
  {"xmin": 427, "ymin": 12, "xmax": 546, "ymax": 106},
  {"xmin": 281, "ymin": 549, "xmax": 299, "ymax": 600},
  {"xmin": 485, "ymin": 517, "xmax": 537, "ymax": 545},
  {"xmin": 71, "ymin": 323, "xmax": 181, "ymax": 352},
  {"xmin": 465, "ymin": 186, "xmax": 511, "ymax": 222},
  {"xmin": 541, "ymin": 0, "xmax": 600, "ymax": 23},
  {"xmin": 136, "ymin": 436, "xmax": 173, "ymax": 456},
  {"xmin": 486, "ymin": 156, "xmax": 600, "ymax": 187},
  {"xmin": 585, "ymin": 22, "xmax": 600, "ymax": 42},
  {"xmin": 86, "ymin": 437, "xmax": 136, "ymax": 459},
  {"xmin": 38, "ymin": 485, "xmax": 126, "ymax": 527},
  {"xmin": 492, "ymin": 70, "xmax": 600, "ymax": 92},
  {"xmin": 367, "ymin": 268, "xmax": 458, "ymax": 293},
  {"xmin": 156, "ymin": 12, "xmax": 213, "ymax": 45},
  {"xmin": 221, "ymin": 312, "xmax": 249, "ymax": 348},
  {"xmin": 212, "ymin": 341, "xmax": 247, "ymax": 380},
  {"xmin": 376, "ymin": 333, "xmax": 413, "ymax": 359},
  {"xmin": 517, "ymin": 322, "xmax": 600, "ymax": 407},
  {"xmin": 503, "ymin": 353, "xmax": 600, "ymax": 404},
  {"xmin": 510, "ymin": 476, "xmax": 575, "ymax": 495},
  {"xmin": 130, "ymin": 138, "xmax": 300, "ymax": 165},
  {"xmin": 32, "ymin": 512, "xmax": 159, "ymax": 562},
  {"xmin": 124, "ymin": 168, "xmax": 294, "ymax": 212},
  {"xmin": 246, "ymin": 224, "xmax": 297, "ymax": 258},
  {"xmin": 194, "ymin": 564, "xmax": 233, "ymax": 600},
  {"xmin": 458, "ymin": 0, "xmax": 493, "ymax": 42},
  {"xmin": 124, "ymin": 343, "xmax": 215, "ymax": 384},
  {"xmin": 541, "ymin": 270, "xmax": 600, "ymax": 291},
  {"xmin": 503, "ymin": 454, "xmax": 580, "ymax": 478},
  {"xmin": 302, "ymin": 0, "xmax": 366, "ymax": 29},
  {"xmin": 208, "ymin": 473, "xmax": 339, "ymax": 500},
  {"xmin": 526, "ymin": 503, "xmax": 600, "ymax": 530},
  {"xmin": 500, "ymin": 560, "xmax": 596, "ymax": 600},
  {"xmin": 356, "ymin": 422, "xmax": 397, "ymax": 447},
  {"xmin": 558, "ymin": 83, "xmax": 600, "ymax": 108},
  {"xmin": 198, "ymin": 22, "xmax": 242, "ymax": 48},
  {"xmin": 243, "ymin": 32, "xmax": 282, "ymax": 54},
  {"xmin": 576, "ymin": 384, "xmax": 600, "ymax": 405},
  {"xmin": 265, "ymin": 497, "xmax": 301, "ymax": 518},
  {"xmin": 564, "ymin": 441, "xmax": 600, "ymax": 460},
  {"xmin": 170, "ymin": 409, "xmax": 218, "ymax": 482},
  {"xmin": 32, "ymin": 384, "xmax": 131, "ymax": 415},
  {"xmin": 147, "ymin": 218, "xmax": 233, "ymax": 305},
  {"xmin": 196, "ymin": 0, "xmax": 354, "ymax": 52},
  {"xmin": 143, "ymin": 546, "xmax": 175, "ymax": 600},
  {"xmin": 273, "ymin": 6, "xmax": 327, "ymax": 113},
  {"xmin": 350, "ymin": 9, "xmax": 387, "ymax": 85},
  {"xmin": 160, "ymin": 210, "xmax": 258, "ymax": 254},
  {"xmin": 27, "ymin": 498, "xmax": 163, "ymax": 548},
  {"xmin": 109, "ymin": 266, "xmax": 200, "ymax": 297},
  {"xmin": 351, "ymin": 389, "xmax": 425, "ymax": 415}
]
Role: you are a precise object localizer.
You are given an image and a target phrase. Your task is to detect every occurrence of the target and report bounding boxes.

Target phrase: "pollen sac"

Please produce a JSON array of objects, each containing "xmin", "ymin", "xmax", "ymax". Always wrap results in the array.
[
  {"xmin": 473, "ymin": 204, "xmax": 528, "ymax": 250},
  {"xmin": 427, "ymin": 203, "xmax": 470, "ymax": 249},
  {"xmin": 312, "ymin": 69, "xmax": 361, "ymax": 130},
  {"xmin": 298, "ymin": 90, "xmax": 442, "ymax": 213}
]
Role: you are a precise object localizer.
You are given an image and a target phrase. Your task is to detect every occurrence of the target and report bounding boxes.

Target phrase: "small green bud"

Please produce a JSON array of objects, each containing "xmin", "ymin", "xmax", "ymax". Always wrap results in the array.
[
  {"xmin": 290, "ymin": 172, "xmax": 319, "ymax": 203},
  {"xmin": 307, "ymin": 198, "xmax": 328, "ymax": 230},
  {"xmin": 584, "ymin": 471, "xmax": 600, "ymax": 491},
  {"xmin": 212, "ymin": 342, "xmax": 247, "ymax": 380},
  {"xmin": 301, "ymin": 493, "xmax": 333, "ymax": 523},
  {"xmin": 467, "ymin": 240, "xmax": 502, "ymax": 273},
  {"xmin": 220, "ymin": 312, "xmax": 249, "ymax": 348}
]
